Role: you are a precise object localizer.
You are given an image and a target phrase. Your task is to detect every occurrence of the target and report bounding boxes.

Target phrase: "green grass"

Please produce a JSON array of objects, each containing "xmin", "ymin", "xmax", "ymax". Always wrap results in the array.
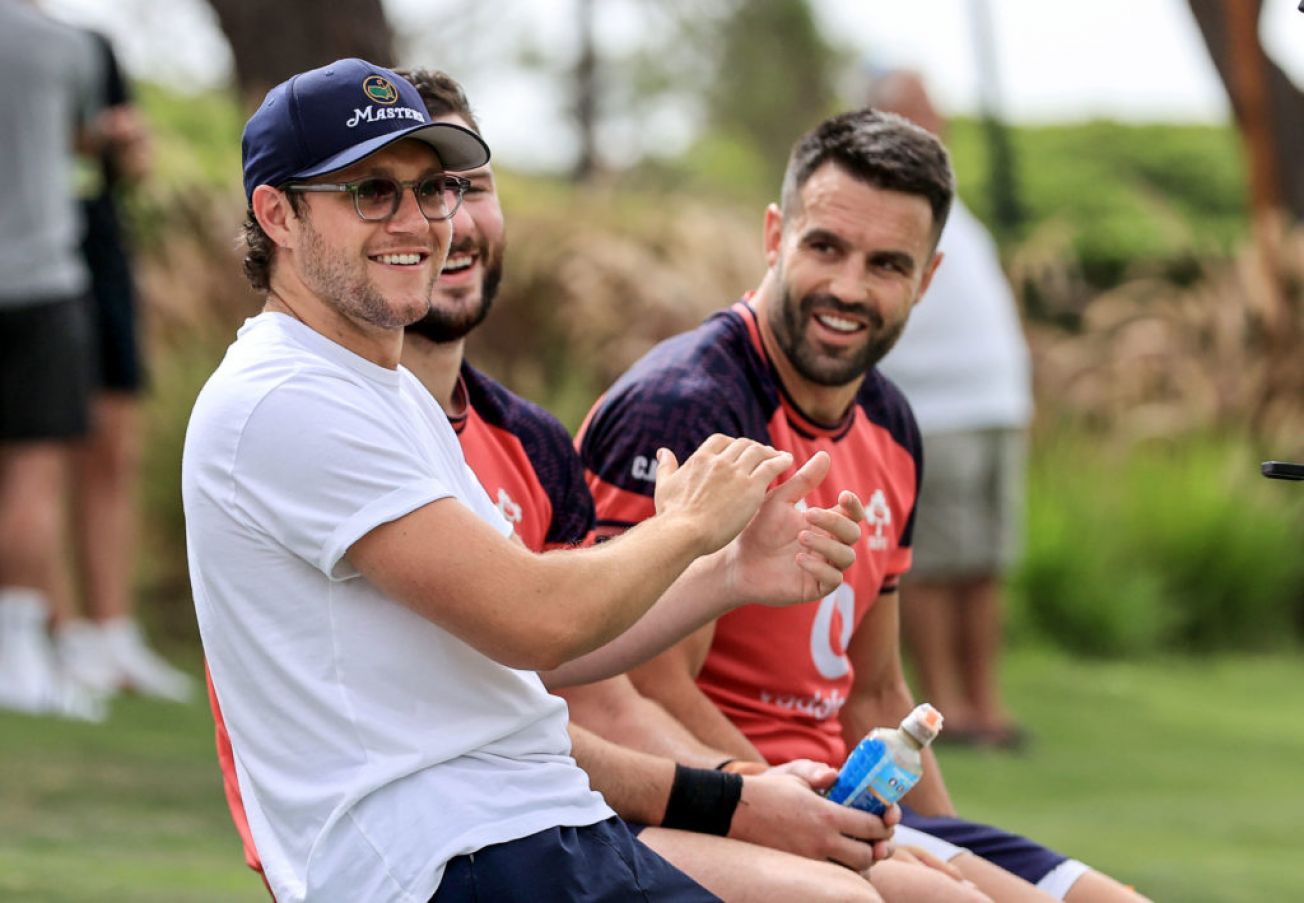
[
  {"xmin": 942, "ymin": 649, "xmax": 1304, "ymax": 901},
  {"xmin": 3, "ymin": 649, "xmax": 1302, "ymax": 900},
  {"xmin": 0, "ymin": 652, "xmax": 265, "ymax": 903}
]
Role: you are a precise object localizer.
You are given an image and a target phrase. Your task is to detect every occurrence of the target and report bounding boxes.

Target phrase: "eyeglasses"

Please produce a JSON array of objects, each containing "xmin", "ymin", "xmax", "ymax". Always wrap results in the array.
[{"xmin": 283, "ymin": 175, "xmax": 471, "ymax": 222}]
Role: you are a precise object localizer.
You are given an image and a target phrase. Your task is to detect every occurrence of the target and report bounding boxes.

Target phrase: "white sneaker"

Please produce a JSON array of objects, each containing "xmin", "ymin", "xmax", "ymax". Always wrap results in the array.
[
  {"xmin": 0, "ymin": 591, "xmax": 108, "ymax": 722},
  {"xmin": 54, "ymin": 619, "xmax": 121, "ymax": 696},
  {"xmin": 99, "ymin": 617, "xmax": 193, "ymax": 703}
]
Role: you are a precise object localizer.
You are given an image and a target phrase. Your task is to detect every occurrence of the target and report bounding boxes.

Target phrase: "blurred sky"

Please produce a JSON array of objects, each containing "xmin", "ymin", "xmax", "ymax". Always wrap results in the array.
[{"xmin": 40, "ymin": 0, "xmax": 1304, "ymax": 171}]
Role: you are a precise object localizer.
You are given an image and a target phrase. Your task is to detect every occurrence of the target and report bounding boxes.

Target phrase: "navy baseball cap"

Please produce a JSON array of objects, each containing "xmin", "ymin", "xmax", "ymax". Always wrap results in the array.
[{"xmin": 241, "ymin": 58, "xmax": 490, "ymax": 202}]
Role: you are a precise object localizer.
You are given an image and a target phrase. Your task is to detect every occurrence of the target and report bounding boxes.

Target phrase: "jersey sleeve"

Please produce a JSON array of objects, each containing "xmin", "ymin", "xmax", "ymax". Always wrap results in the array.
[
  {"xmin": 230, "ymin": 375, "xmax": 454, "ymax": 580},
  {"xmin": 870, "ymin": 373, "xmax": 924, "ymax": 592},
  {"xmin": 513, "ymin": 403, "xmax": 595, "ymax": 549},
  {"xmin": 578, "ymin": 381, "xmax": 744, "ymax": 538}
]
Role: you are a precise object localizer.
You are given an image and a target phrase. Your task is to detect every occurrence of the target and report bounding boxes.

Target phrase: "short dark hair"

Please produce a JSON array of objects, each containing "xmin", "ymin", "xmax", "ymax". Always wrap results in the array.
[
  {"xmin": 240, "ymin": 191, "xmax": 304, "ymax": 293},
  {"xmin": 780, "ymin": 108, "xmax": 954, "ymax": 242},
  {"xmin": 392, "ymin": 67, "xmax": 481, "ymax": 135}
]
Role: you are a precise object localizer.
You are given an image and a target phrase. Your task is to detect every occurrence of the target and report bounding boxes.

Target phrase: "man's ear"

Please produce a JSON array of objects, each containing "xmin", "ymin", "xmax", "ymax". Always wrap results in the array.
[
  {"xmin": 251, "ymin": 185, "xmax": 297, "ymax": 250},
  {"xmin": 763, "ymin": 203, "xmax": 784, "ymax": 269},
  {"xmin": 914, "ymin": 250, "xmax": 944, "ymax": 306}
]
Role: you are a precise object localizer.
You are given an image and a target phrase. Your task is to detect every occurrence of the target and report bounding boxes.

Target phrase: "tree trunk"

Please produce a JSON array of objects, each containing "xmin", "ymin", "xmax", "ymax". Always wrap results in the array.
[
  {"xmin": 1187, "ymin": 0, "xmax": 1304, "ymax": 221},
  {"xmin": 571, "ymin": 0, "xmax": 599, "ymax": 183},
  {"xmin": 1187, "ymin": 0, "xmax": 1302, "ymax": 437},
  {"xmin": 971, "ymin": 0, "xmax": 1023, "ymax": 239},
  {"xmin": 205, "ymin": 0, "xmax": 395, "ymax": 107}
]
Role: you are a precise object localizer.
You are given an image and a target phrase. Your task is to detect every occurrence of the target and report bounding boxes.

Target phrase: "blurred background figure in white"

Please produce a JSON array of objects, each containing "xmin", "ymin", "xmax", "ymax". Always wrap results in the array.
[{"xmin": 874, "ymin": 70, "xmax": 1033, "ymax": 750}]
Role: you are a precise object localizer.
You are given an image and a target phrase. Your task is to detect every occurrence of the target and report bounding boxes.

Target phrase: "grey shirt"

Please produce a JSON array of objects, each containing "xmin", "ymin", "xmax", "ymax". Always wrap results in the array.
[{"xmin": 0, "ymin": 5, "xmax": 103, "ymax": 306}]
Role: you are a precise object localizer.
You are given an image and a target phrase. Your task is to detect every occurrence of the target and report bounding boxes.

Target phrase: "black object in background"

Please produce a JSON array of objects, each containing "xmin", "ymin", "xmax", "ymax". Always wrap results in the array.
[{"xmin": 1261, "ymin": 461, "xmax": 1304, "ymax": 481}]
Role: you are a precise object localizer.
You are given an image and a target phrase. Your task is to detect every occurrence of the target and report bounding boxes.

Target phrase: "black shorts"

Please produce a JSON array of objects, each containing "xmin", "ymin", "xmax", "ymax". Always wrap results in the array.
[
  {"xmin": 82, "ymin": 196, "xmax": 145, "ymax": 393},
  {"xmin": 0, "ymin": 296, "xmax": 94, "ymax": 441},
  {"xmin": 430, "ymin": 817, "xmax": 719, "ymax": 902}
]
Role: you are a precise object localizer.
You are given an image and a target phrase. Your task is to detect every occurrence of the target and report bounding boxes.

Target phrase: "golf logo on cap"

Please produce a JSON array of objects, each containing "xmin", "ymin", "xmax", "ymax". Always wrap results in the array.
[{"xmin": 363, "ymin": 75, "xmax": 399, "ymax": 105}]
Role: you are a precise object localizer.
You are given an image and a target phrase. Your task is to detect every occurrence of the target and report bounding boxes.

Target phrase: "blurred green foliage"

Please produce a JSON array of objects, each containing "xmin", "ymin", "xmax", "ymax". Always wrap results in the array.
[
  {"xmin": 136, "ymin": 84, "xmax": 243, "ymax": 192},
  {"xmin": 704, "ymin": 0, "xmax": 848, "ymax": 187},
  {"xmin": 947, "ymin": 117, "xmax": 1248, "ymax": 288},
  {"xmin": 1011, "ymin": 434, "xmax": 1304, "ymax": 656}
]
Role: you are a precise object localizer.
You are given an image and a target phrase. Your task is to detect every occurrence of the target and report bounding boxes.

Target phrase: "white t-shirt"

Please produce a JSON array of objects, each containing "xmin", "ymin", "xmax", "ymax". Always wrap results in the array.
[
  {"xmin": 182, "ymin": 313, "xmax": 610, "ymax": 903},
  {"xmin": 879, "ymin": 200, "xmax": 1032, "ymax": 434}
]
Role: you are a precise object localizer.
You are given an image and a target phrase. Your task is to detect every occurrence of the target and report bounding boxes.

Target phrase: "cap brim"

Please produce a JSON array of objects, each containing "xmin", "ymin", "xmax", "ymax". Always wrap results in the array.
[{"xmin": 289, "ymin": 121, "xmax": 490, "ymax": 183}]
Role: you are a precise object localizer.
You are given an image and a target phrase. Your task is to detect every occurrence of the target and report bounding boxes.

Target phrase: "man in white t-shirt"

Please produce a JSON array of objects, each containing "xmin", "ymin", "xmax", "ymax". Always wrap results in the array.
[
  {"xmin": 183, "ymin": 58, "xmax": 874, "ymax": 903},
  {"xmin": 873, "ymin": 71, "xmax": 1033, "ymax": 748}
]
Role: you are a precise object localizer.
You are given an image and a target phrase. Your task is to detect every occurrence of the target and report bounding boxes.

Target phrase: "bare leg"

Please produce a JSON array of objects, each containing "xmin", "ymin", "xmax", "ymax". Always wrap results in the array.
[
  {"xmin": 64, "ymin": 395, "xmax": 191, "ymax": 701},
  {"xmin": 956, "ymin": 575, "xmax": 1015, "ymax": 735},
  {"xmin": 949, "ymin": 852, "xmax": 1058, "ymax": 902},
  {"xmin": 1063, "ymin": 869, "xmax": 1151, "ymax": 902},
  {"xmin": 0, "ymin": 443, "xmax": 75, "ymax": 622},
  {"xmin": 867, "ymin": 858, "xmax": 993, "ymax": 903},
  {"xmin": 0, "ymin": 443, "xmax": 104, "ymax": 720},
  {"xmin": 900, "ymin": 579, "xmax": 973, "ymax": 729},
  {"xmin": 72, "ymin": 393, "xmax": 141, "ymax": 622},
  {"xmin": 638, "ymin": 826, "xmax": 882, "ymax": 902}
]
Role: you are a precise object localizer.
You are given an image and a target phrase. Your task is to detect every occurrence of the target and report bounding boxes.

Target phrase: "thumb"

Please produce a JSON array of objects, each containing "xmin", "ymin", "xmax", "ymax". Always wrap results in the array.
[
  {"xmin": 654, "ymin": 447, "xmax": 679, "ymax": 482},
  {"xmin": 837, "ymin": 488, "xmax": 866, "ymax": 523},
  {"xmin": 767, "ymin": 450, "xmax": 830, "ymax": 505}
]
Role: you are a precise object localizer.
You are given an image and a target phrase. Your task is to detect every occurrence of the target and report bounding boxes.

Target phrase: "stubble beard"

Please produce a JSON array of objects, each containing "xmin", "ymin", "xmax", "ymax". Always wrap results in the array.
[
  {"xmin": 406, "ymin": 238, "xmax": 505, "ymax": 344},
  {"xmin": 769, "ymin": 278, "xmax": 907, "ymax": 387},
  {"xmin": 298, "ymin": 214, "xmax": 435, "ymax": 330}
]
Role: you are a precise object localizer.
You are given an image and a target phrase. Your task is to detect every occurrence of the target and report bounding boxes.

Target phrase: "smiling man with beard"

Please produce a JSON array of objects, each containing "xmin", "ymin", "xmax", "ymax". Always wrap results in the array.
[{"xmin": 579, "ymin": 109, "xmax": 1148, "ymax": 902}]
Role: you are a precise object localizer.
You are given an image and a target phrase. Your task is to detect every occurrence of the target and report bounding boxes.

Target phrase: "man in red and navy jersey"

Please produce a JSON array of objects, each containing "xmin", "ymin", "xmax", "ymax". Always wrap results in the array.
[{"xmin": 579, "ymin": 110, "xmax": 1146, "ymax": 903}]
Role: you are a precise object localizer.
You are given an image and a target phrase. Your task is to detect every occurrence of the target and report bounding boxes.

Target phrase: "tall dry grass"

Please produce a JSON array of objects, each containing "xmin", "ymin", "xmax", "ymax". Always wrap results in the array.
[{"xmin": 1012, "ymin": 219, "xmax": 1304, "ymax": 458}]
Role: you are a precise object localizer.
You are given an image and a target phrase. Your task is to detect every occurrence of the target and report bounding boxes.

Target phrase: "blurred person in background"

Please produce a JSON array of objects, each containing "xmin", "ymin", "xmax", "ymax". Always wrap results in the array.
[
  {"xmin": 52, "ymin": 27, "xmax": 193, "ymax": 703},
  {"xmin": 871, "ymin": 70, "xmax": 1032, "ymax": 750},
  {"xmin": 0, "ymin": 0, "xmax": 105, "ymax": 721}
]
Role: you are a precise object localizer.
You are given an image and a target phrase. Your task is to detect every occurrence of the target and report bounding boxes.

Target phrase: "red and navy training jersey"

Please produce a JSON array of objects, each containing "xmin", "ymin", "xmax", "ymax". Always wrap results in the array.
[
  {"xmin": 578, "ymin": 300, "xmax": 922, "ymax": 766},
  {"xmin": 452, "ymin": 361, "xmax": 594, "ymax": 552},
  {"xmin": 212, "ymin": 360, "xmax": 594, "ymax": 879}
]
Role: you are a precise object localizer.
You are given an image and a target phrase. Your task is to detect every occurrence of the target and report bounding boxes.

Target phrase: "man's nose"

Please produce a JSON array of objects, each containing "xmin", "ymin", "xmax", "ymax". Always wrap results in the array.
[
  {"xmin": 448, "ymin": 192, "xmax": 475, "ymax": 239},
  {"xmin": 828, "ymin": 262, "xmax": 871, "ymax": 306},
  {"xmin": 387, "ymin": 183, "xmax": 432, "ymax": 233}
]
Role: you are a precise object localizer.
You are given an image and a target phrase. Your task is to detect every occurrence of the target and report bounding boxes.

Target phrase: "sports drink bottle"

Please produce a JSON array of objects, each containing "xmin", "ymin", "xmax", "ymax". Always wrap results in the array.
[{"xmin": 826, "ymin": 703, "xmax": 943, "ymax": 816}]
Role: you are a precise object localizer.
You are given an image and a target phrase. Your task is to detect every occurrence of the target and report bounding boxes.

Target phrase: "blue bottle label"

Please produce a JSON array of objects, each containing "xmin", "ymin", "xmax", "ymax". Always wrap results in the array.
[{"xmin": 826, "ymin": 738, "xmax": 920, "ymax": 816}]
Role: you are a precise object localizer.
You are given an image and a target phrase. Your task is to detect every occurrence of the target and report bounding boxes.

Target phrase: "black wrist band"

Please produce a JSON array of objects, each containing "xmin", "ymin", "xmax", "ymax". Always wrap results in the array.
[{"xmin": 661, "ymin": 764, "xmax": 744, "ymax": 836}]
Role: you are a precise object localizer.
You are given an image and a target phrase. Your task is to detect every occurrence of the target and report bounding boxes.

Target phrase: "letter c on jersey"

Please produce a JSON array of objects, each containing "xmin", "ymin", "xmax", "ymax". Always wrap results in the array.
[
  {"xmin": 631, "ymin": 455, "xmax": 659, "ymax": 482},
  {"xmin": 810, "ymin": 584, "xmax": 855, "ymax": 679}
]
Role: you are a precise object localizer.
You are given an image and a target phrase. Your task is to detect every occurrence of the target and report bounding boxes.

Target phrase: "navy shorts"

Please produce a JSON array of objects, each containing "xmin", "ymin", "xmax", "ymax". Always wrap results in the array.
[
  {"xmin": 900, "ymin": 804, "xmax": 1068, "ymax": 885},
  {"xmin": 430, "ymin": 817, "xmax": 720, "ymax": 902}
]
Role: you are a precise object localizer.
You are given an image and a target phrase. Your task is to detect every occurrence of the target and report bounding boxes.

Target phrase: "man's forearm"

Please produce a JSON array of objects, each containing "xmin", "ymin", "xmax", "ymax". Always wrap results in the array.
[
  {"xmin": 568, "ymin": 724, "xmax": 674, "ymax": 825},
  {"xmin": 352, "ymin": 439, "xmax": 792, "ymax": 673},
  {"xmin": 354, "ymin": 501, "xmax": 712, "ymax": 672},
  {"xmin": 557, "ymin": 677, "xmax": 735, "ymax": 769},
  {"xmin": 541, "ymin": 550, "xmax": 736, "ymax": 687},
  {"xmin": 628, "ymin": 669, "xmax": 767, "ymax": 762}
]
